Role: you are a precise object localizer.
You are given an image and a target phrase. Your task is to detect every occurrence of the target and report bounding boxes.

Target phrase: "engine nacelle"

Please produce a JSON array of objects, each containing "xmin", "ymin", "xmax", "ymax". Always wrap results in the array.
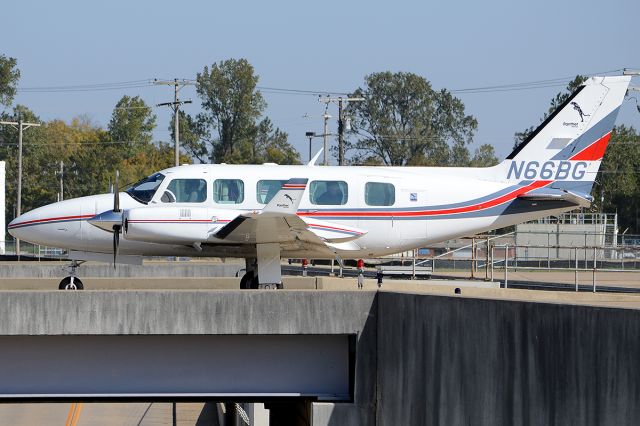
[{"xmin": 123, "ymin": 206, "xmax": 229, "ymax": 244}]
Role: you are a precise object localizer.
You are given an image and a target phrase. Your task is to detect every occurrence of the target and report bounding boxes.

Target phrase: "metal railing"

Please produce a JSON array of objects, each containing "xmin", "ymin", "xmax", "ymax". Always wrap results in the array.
[
  {"xmin": 410, "ymin": 236, "xmax": 639, "ymax": 292},
  {"xmin": 0, "ymin": 240, "xmax": 66, "ymax": 260}
]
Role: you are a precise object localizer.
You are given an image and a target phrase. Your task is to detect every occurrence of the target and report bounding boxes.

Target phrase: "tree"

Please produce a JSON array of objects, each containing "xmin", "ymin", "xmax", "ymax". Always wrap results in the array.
[
  {"xmin": 513, "ymin": 75, "xmax": 587, "ymax": 149},
  {"xmin": 252, "ymin": 118, "xmax": 300, "ymax": 165},
  {"xmin": 0, "ymin": 105, "xmax": 47, "ymax": 221},
  {"xmin": 592, "ymin": 125, "xmax": 640, "ymax": 233},
  {"xmin": 470, "ymin": 144, "xmax": 499, "ymax": 167},
  {"xmin": 193, "ymin": 58, "xmax": 300, "ymax": 164},
  {"xmin": 195, "ymin": 58, "xmax": 265, "ymax": 163},
  {"xmin": 169, "ymin": 110, "xmax": 202, "ymax": 161},
  {"xmin": 345, "ymin": 71, "xmax": 477, "ymax": 166},
  {"xmin": 107, "ymin": 95, "xmax": 156, "ymax": 157},
  {"xmin": 0, "ymin": 54, "xmax": 20, "ymax": 107}
]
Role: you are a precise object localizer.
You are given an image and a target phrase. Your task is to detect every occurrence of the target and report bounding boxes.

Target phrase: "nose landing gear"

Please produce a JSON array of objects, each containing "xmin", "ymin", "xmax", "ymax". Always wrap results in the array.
[{"xmin": 59, "ymin": 260, "xmax": 85, "ymax": 290}]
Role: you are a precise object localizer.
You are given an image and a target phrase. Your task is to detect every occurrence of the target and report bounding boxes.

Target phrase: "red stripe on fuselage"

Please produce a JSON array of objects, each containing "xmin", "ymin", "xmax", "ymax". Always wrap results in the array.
[
  {"xmin": 298, "ymin": 180, "xmax": 552, "ymax": 218},
  {"xmin": 8, "ymin": 214, "xmax": 94, "ymax": 229}
]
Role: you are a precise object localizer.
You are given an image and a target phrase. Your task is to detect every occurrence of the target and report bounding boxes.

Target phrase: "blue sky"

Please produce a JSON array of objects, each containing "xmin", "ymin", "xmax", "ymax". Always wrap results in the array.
[{"xmin": 2, "ymin": 0, "xmax": 639, "ymax": 161}]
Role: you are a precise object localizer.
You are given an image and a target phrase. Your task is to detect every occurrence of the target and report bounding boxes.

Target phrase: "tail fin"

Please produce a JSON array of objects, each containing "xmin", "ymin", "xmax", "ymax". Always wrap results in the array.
[{"xmin": 500, "ymin": 75, "xmax": 631, "ymax": 198}]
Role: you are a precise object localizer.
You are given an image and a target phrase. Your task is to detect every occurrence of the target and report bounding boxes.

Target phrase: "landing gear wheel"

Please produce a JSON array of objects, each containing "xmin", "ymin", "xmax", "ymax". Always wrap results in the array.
[
  {"xmin": 240, "ymin": 271, "xmax": 255, "ymax": 289},
  {"xmin": 59, "ymin": 276, "xmax": 84, "ymax": 290},
  {"xmin": 250, "ymin": 275, "xmax": 260, "ymax": 289}
]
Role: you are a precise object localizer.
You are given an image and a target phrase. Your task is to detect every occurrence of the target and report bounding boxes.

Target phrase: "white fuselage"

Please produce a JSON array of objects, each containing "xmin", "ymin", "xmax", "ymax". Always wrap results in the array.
[{"xmin": 8, "ymin": 163, "xmax": 575, "ymax": 260}]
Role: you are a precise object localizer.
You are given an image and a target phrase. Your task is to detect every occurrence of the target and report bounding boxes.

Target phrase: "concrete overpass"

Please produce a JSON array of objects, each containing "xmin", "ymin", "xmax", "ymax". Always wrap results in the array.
[{"xmin": 1, "ymin": 282, "xmax": 640, "ymax": 425}]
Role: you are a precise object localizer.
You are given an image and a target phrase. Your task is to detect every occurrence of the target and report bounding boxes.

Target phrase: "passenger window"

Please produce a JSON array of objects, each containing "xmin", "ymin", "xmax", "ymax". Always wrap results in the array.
[
  {"xmin": 365, "ymin": 182, "xmax": 395, "ymax": 206},
  {"xmin": 161, "ymin": 179, "xmax": 207, "ymax": 203},
  {"xmin": 214, "ymin": 179, "xmax": 244, "ymax": 204},
  {"xmin": 257, "ymin": 180, "xmax": 287, "ymax": 204},
  {"xmin": 310, "ymin": 181, "xmax": 348, "ymax": 205}
]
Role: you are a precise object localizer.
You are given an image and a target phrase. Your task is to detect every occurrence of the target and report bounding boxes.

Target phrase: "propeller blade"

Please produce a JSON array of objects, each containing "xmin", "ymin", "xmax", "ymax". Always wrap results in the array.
[
  {"xmin": 113, "ymin": 224, "xmax": 121, "ymax": 267},
  {"xmin": 114, "ymin": 170, "xmax": 120, "ymax": 212}
]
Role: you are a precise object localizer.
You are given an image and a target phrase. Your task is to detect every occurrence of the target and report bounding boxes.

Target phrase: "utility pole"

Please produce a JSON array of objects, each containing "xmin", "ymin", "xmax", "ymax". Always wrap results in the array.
[
  {"xmin": 322, "ymin": 112, "xmax": 331, "ymax": 166},
  {"xmin": 318, "ymin": 96, "xmax": 365, "ymax": 165},
  {"xmin": 0, "ymin": 118, "xmax": 41, "ymax": 258},
  {"xmin": 59, "ymin": 160, "xmax": 64, "ymax": 201},
  {"xmin": 338, "ymin": 99, "xmax": 345, "ymax": 166},
  {"xmin": 155, "ymin": 79, "xmax": 194, "ymax": 166}
]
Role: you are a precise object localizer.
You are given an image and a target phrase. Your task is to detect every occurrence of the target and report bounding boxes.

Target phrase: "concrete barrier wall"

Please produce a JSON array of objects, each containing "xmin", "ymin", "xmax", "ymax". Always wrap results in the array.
[
  {"xmin": 1, "ymin": 289, "xmax": 639, "ymax": 425},
  {"xmin": 0, "ymin": 262, "xmax": 243, "ymax": 278},
  {"xmin": 375, "ymin": 293, "xmax": 640, "ymax": 426}
]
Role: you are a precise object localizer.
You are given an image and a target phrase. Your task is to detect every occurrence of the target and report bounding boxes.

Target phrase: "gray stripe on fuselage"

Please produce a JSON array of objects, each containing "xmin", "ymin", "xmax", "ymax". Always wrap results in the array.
[{"xmin": 299, "ymin": 182, "xmax": 529, "ymax": 214}]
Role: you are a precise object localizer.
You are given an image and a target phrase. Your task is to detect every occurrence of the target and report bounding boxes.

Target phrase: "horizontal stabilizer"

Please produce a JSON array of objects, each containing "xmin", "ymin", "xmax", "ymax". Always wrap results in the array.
[
  {"xmin": 301, "ymin": 217, "xmax": 367, "ymax": 243},
  {"xmin": 518, "ymin": 188, "xmax": 593, "ymax": 207}
]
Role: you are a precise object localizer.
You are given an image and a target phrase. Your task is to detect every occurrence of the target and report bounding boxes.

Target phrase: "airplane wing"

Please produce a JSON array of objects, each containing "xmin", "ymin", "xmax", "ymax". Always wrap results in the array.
[
  {"xmin": 214, "ymin": 178, "xmax": 366, "ymax": 254},
  {"xmin": 517, "ymin": 187, "xmax": 593, "ymax": 208}
]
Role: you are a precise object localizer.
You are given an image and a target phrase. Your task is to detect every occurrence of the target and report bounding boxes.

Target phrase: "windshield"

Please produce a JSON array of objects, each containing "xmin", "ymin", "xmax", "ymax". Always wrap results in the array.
[{"xmin": 125, "ymin": 173, "xmax": 165, "ymax": 204}]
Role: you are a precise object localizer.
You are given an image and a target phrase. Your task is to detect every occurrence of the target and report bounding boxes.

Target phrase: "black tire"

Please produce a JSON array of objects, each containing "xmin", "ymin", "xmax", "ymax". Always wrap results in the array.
[
  {"xmin": 59, "ymin": 276, "xmax": 84, "ymax": 290},
  {"xmin": 240, "ymin": 271, "xmax": 254, "ymax": 289},
  {"xmin": 249, "ymin": 274, "xmax": 260, "ymax": 289}
]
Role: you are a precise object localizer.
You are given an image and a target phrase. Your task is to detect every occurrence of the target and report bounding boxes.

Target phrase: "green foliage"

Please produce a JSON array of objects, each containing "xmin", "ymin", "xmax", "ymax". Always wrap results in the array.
[
  {"xmin": 470, "ymin": 144, "xmax": 499, "ymax": 167},
  {"xmin": 108, "ymin": 95, "xmax": 156, "ymax": 156},
  {"xmin": 592, "ymin": 125, "xmax": 640, "ymax": 233},
  {"xmin": 170, "ymin": 110, "xmax": 202, "ymax": 161},
  {"xmin": 513, "ymin": 75, "xmax": 587, "ymax": 149},
  {"xmin": 195, "ymin": 58, "xmax": 264, "ymax": 162},
  {"xmin": 0, "ymin": 54, "xmax": 20, "ymax": 107},
  {"xmin": 193, "ymin": 58, "xmax": 299, "ymax": 165},
  {"xmin": 0, "ymin": 103, "xmax": 177, "ymax": 224},
  {"xmin": 345, "ymin": 71, "xmax": 478, "ymax": 166},
  {"xmin": 0, "ymin": 106, "xmax": 45, "ymax": 220}
]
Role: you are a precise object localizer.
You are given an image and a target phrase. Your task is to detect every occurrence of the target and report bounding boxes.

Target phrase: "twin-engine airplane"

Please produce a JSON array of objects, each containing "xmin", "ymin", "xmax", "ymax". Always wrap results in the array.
[{"xmin": 8, "ymin": 75, "xmax": 632, "ymax": 289}]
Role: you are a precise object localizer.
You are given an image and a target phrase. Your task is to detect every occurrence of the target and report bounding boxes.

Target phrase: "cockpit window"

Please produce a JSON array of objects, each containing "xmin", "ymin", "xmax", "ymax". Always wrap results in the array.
[{"xmin": 125, "ymin": 173, "xmax": 165, "ymax": 204}]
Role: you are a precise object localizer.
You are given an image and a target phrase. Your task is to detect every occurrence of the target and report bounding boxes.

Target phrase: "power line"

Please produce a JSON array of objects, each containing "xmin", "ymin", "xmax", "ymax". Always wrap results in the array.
[
  {"xmin": 13, "ymin": 68, "xmax": 627, "ymax": 97},
  {"xmin": 17, "ymin": 80, "xmax": 155, "ymax": 93}
]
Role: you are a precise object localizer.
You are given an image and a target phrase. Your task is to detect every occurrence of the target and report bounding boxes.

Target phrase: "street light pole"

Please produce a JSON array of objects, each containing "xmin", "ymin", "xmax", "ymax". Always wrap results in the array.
[{"xmin": 305, "ymin": 132, "xmax": 315, "ymax": 162}]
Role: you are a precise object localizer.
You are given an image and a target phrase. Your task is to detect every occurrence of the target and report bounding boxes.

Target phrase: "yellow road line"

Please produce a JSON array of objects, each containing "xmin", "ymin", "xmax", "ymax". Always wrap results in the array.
[{"xmin": 65, "ymin": 402, "xmax": 83, "ymax": 426}]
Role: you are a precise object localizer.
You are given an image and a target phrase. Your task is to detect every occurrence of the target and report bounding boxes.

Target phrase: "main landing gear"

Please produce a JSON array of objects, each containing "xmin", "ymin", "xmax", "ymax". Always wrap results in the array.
[
  {"xmin": 59, "ymin": 260, "xmax": 84, "ymax": 290},
  {"xmin": 240, "ymin": 244, "xmax": 284, "ymax": 290}
]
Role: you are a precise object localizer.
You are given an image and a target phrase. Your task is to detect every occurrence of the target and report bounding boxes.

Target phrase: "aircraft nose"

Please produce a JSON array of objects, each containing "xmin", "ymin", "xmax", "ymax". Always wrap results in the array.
[{"xmin": 8, "ymin": 210, "xmax": 42, "ymax": 241}]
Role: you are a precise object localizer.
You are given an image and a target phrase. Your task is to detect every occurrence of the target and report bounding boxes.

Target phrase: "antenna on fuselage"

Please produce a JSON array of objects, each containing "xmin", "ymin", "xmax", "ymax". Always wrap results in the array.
[{"xmin": 307, "ymin": 148, "xmax": 324, "ymax": 167}]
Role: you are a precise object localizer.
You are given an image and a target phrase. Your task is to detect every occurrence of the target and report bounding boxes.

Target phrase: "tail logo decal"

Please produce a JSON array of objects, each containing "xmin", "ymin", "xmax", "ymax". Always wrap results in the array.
[{"xmin": 570, "ymin": 101, "xmax": 590, "ymax": 122}]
